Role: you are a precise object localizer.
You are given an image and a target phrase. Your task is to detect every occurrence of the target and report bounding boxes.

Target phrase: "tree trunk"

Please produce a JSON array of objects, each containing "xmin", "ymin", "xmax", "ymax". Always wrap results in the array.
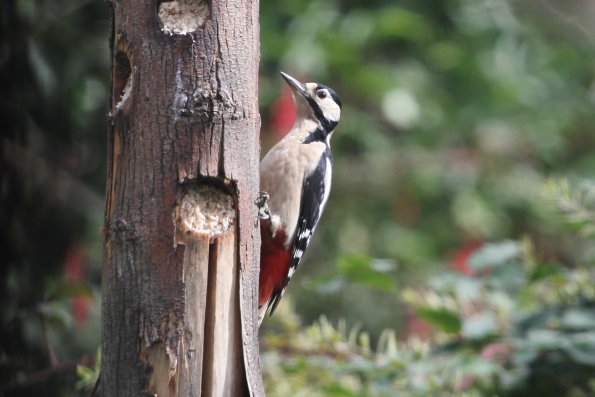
[{"xmin": 101, "ymin": 0, "xmax": 263, "ymax": 395}]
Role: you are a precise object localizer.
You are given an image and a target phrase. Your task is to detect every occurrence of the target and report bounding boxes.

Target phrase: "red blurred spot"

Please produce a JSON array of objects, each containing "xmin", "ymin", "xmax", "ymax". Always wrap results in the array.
[
  {"xmin": 480, "ymin": 343, "xmax": 510, "ymax": 360},
  {"xmin": 449, "ymin": 241, "xmax": 483, "ymax": 276},
  {"xmin": 65, "ymin": 243, "xmax": 86, "ymax": 281},
  {"xmin": 72, "ymin": 296, "xmax": 92, "ymax": 322},
  {"xmin": 270, "ymin": 87, "xmax": 296, "ymax": 140},
  {"xmin": 64, "ymin": 242, "xmax": 90, "ymax": 322},
  {"xmin": 404, "ymin": 310, "xmax": 434, "ymax": 340}
]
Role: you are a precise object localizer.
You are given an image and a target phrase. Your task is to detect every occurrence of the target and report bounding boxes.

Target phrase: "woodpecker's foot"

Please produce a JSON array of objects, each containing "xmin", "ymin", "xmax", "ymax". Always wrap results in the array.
[{"xmin": 255, "ymin": 192, "xmax": 271, "ymax": 220}]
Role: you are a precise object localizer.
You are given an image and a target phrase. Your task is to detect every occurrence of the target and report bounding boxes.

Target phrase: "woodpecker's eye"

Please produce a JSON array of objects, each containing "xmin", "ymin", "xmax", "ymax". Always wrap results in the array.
[{"xmin": 316, "ymin": 90, "xmax": 328, "ymax": 99}]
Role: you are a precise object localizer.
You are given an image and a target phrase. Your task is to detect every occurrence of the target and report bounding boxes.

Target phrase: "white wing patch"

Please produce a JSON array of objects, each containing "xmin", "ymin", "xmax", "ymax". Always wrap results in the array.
[
  {"xmin": 321, "ymin": 157, "xmax": 332, "ymax": 214},
  {"xmin": 299, "ymin": 229, "xmax": 312, "ymax": 240}
]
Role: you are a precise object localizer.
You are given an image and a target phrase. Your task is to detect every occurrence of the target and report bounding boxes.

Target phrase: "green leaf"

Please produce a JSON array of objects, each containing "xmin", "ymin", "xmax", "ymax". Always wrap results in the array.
[
  {"xmin": 307, "ymin": 275, "xmax": 346, "ymax": 295},
  {"xmin": 336, "ymin": 255, "xmax": 395, "ymax": 292},
  {"xmin": 462, "ymin": 312, "xmax": 498, "ymax": 339},
  {"xmin": 37, "ymin": 301, "xmax": 72, "ymax": 329},
  {"xmin": 76, "ymin": 364, "xmax": 95, "ymax": 380},
  {"xmin": 337, "ymin": 358, "xmax": 378, "ymax": 374},
  {"xmin": 561, "ymin": 308, "xmax": 595, "ymax": 331},
  {"xmin": 525, "ymin": 329, "xmax": 560, "ymax": 349},
  {"xmin": 322, "ymin": 382, "xmax": 360, "ymax": 397},
  {"xmin": 565, "ymin": 332, "xmax": 595, "ymax": 365},
  {"xmin": 415, "ymin": 307, "xmax": 462, "ymax": 333},
  {"xmin": 487, "ymin": 264, "xmax": 525, "ymax": 289},
  {"xmin": 469, "ymin": 241, "xmax": 520, "ymax": 270},
  {"xmin": 46, "ymin": 281, "xmax": 94, "ymax": 301},
  {"xmin": 95, "ymin": 347, "xmax": 102, "ymax": 372},
  {"xmin": 528, "ymin": 263, "xmax": 561, "ymax": 282},
  {"xmin": 75, "ymin": 362, "xmax": 99, "ymax": 391}
]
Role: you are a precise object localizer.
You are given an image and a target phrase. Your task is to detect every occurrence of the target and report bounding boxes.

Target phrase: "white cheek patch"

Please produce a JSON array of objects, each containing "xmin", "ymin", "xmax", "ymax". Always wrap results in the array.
[{"xmin": 319, "ymin": 100, "xmax": 341, "ymax": 123}]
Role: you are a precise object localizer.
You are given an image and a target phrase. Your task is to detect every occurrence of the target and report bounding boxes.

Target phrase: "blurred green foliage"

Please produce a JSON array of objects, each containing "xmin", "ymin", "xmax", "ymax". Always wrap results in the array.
[
  {"xmin": 259, "ymin": 0, "xmax": 595, "ymax": 338},
  {"xmin": 261, "ymin": 179, "xmax": 595, "ymax": 396},
  {"xmin": 75, "ymin": 348, "xmax": 99, "ymax": 392},
  {"xmin": 2, "ymin": 0, "xmax": 595, "ymax": 395}
]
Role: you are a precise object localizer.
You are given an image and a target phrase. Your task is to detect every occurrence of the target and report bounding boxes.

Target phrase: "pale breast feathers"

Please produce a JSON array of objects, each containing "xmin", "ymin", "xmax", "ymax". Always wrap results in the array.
[{"xmin": 260, "ymin": 138, "xmax": 328, "ymax": 247}]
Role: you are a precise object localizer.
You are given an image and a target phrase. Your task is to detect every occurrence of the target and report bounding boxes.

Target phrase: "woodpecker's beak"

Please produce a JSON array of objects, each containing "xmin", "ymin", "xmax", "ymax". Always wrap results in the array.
[{"xmin": 280, "ymin": 72, "xmax": 307, "ymax": 97}]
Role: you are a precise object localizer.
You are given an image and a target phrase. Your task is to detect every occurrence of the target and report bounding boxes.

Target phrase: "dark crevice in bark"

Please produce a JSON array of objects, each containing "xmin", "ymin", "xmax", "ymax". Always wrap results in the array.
[
  {"xmin": 218, "ymin": 118, "xmax": 225, "ymax": 177},
  {"xmin": 201, "ymin": 242, "xmax": 217, "ymax": 396},
  {"xmin": 113, "ymin": 51, "xmax": 131, "ymax": 106}
]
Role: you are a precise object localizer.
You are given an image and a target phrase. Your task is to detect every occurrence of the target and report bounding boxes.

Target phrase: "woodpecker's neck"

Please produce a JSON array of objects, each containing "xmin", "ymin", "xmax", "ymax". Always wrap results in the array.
[
  {"xmin": 294, "ymin": 111, "xmax": 337, "ymax": 146},
  {"xmin": 290, "ymin": 104, "xmax": 337, "ymax": 146},
  {"xmin": 303, "ymin": 126, "xmax": 333, "ymax": 145},
  {"xmin": 285, "ymin": 118, "xmax": 326, "ymax": 145}
]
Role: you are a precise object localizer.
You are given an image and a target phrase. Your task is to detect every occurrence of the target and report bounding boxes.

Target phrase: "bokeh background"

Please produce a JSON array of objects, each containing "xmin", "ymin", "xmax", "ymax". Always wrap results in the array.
[{"xmin": 2, "ymin": 0, "xmax": 595, "ymax": 395}]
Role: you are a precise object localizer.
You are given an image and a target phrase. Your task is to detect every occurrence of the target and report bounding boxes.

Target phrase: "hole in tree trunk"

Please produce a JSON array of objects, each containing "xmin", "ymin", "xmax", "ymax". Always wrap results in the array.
[
  {"xmin": 113, "ymin": 51, "xmax": 132, "ymax": 110},
  {"xmin": 176, "ymin": 182, "xmax": 235, "ymax": 244},
  {"xmin": 158, "ymin": 0, "xmax": 211, "ymax": 36}
]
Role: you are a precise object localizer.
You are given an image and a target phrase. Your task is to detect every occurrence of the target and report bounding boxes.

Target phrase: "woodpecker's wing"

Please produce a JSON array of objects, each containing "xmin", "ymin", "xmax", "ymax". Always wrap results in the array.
[{"xmin": 268, "ymin": 150, "xmax": 332, "ymax": 315}]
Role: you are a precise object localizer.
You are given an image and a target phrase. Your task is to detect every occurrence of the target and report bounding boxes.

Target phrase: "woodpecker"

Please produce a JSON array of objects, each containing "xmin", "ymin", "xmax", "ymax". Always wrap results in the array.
[{"xmin": 257, "ymin": 72, "xmax": 342, "ymax": 325}]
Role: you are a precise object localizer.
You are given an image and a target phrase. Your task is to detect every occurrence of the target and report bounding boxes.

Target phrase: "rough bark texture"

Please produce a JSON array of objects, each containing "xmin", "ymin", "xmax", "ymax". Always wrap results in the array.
[{"xmin": 101, "ymin": 0, "xmax": 263, "ymax": 395}]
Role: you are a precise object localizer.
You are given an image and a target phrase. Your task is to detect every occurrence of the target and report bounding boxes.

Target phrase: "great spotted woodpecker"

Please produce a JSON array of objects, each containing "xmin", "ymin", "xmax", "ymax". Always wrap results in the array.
[{"xmin": 257, "ymin": 72, "xmax": 342, "ymax": 325}]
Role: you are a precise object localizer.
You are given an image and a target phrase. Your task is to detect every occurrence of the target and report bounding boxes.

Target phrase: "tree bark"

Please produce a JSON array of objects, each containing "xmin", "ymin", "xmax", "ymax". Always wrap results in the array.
[{"xmin": 101, "ymin": 0, "xmax": 263, "ymax": 395}]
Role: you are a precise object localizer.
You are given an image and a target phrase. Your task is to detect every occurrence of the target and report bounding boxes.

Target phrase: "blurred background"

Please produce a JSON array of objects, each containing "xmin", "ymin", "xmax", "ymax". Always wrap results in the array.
[{"xmin": 2, "ymin": 0, "xmax": 595, "ymax": 395}]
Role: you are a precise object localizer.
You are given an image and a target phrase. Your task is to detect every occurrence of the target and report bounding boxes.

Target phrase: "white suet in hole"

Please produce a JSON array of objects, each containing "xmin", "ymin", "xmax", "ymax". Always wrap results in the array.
[
  {"xmin": 178, "ymin": 184, "xmax": 235, "ymax": 243},
  {"xmin": 115, "ymin": 74, "xmax": 132, "ymax": 110},
  {"xmin": 158, "ymin": 0, "xmax": 210, "ymax": 35}
]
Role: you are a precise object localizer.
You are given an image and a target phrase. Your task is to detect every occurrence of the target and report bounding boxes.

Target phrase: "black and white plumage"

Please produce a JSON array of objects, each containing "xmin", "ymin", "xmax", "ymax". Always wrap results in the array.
[{"xmin": 258, "ymin": 72, "xmax": 342, "ymax": 325}]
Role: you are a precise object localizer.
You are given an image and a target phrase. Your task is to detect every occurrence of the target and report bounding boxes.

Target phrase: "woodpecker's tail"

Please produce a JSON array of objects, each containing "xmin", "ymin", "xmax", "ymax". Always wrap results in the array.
[{"xmin": 257, "ymin": 303, "xmax": 269, "ymax": 327}]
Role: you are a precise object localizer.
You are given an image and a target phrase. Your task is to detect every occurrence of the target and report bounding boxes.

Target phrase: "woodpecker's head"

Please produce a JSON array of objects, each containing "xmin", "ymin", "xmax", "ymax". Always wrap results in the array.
[{"xmin": 281, "ymin": 72, "xmax": 342, "ymax": 132}]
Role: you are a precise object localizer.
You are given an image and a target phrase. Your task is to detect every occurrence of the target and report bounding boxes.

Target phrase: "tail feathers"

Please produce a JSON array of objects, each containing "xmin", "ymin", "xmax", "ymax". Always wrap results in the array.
[{"xmin": 258, "ymin": 302, "xmax": 270, "ymax": 327}]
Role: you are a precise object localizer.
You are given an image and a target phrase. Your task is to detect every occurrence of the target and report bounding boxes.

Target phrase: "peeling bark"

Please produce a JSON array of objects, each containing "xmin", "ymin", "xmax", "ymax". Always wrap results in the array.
[{"xmin": 101, "ymin": 0, "xmax": 263, "ymax": 395}]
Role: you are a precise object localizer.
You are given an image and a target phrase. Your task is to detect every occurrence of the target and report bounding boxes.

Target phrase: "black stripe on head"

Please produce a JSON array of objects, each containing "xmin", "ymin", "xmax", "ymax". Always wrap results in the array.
[
  {"xmin": 305, "ymin": 96, "xmax": 327, "ymax": 127},
  {"xmin": 305, "ymin": 94, "xmax": 339, "ymax": 132}
]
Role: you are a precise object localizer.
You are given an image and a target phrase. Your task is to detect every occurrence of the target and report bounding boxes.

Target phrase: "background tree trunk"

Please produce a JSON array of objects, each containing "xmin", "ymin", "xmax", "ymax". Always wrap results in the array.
[{"xmin": 101, "ymin": 0, "xmax": 263, "ymax": 395}]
